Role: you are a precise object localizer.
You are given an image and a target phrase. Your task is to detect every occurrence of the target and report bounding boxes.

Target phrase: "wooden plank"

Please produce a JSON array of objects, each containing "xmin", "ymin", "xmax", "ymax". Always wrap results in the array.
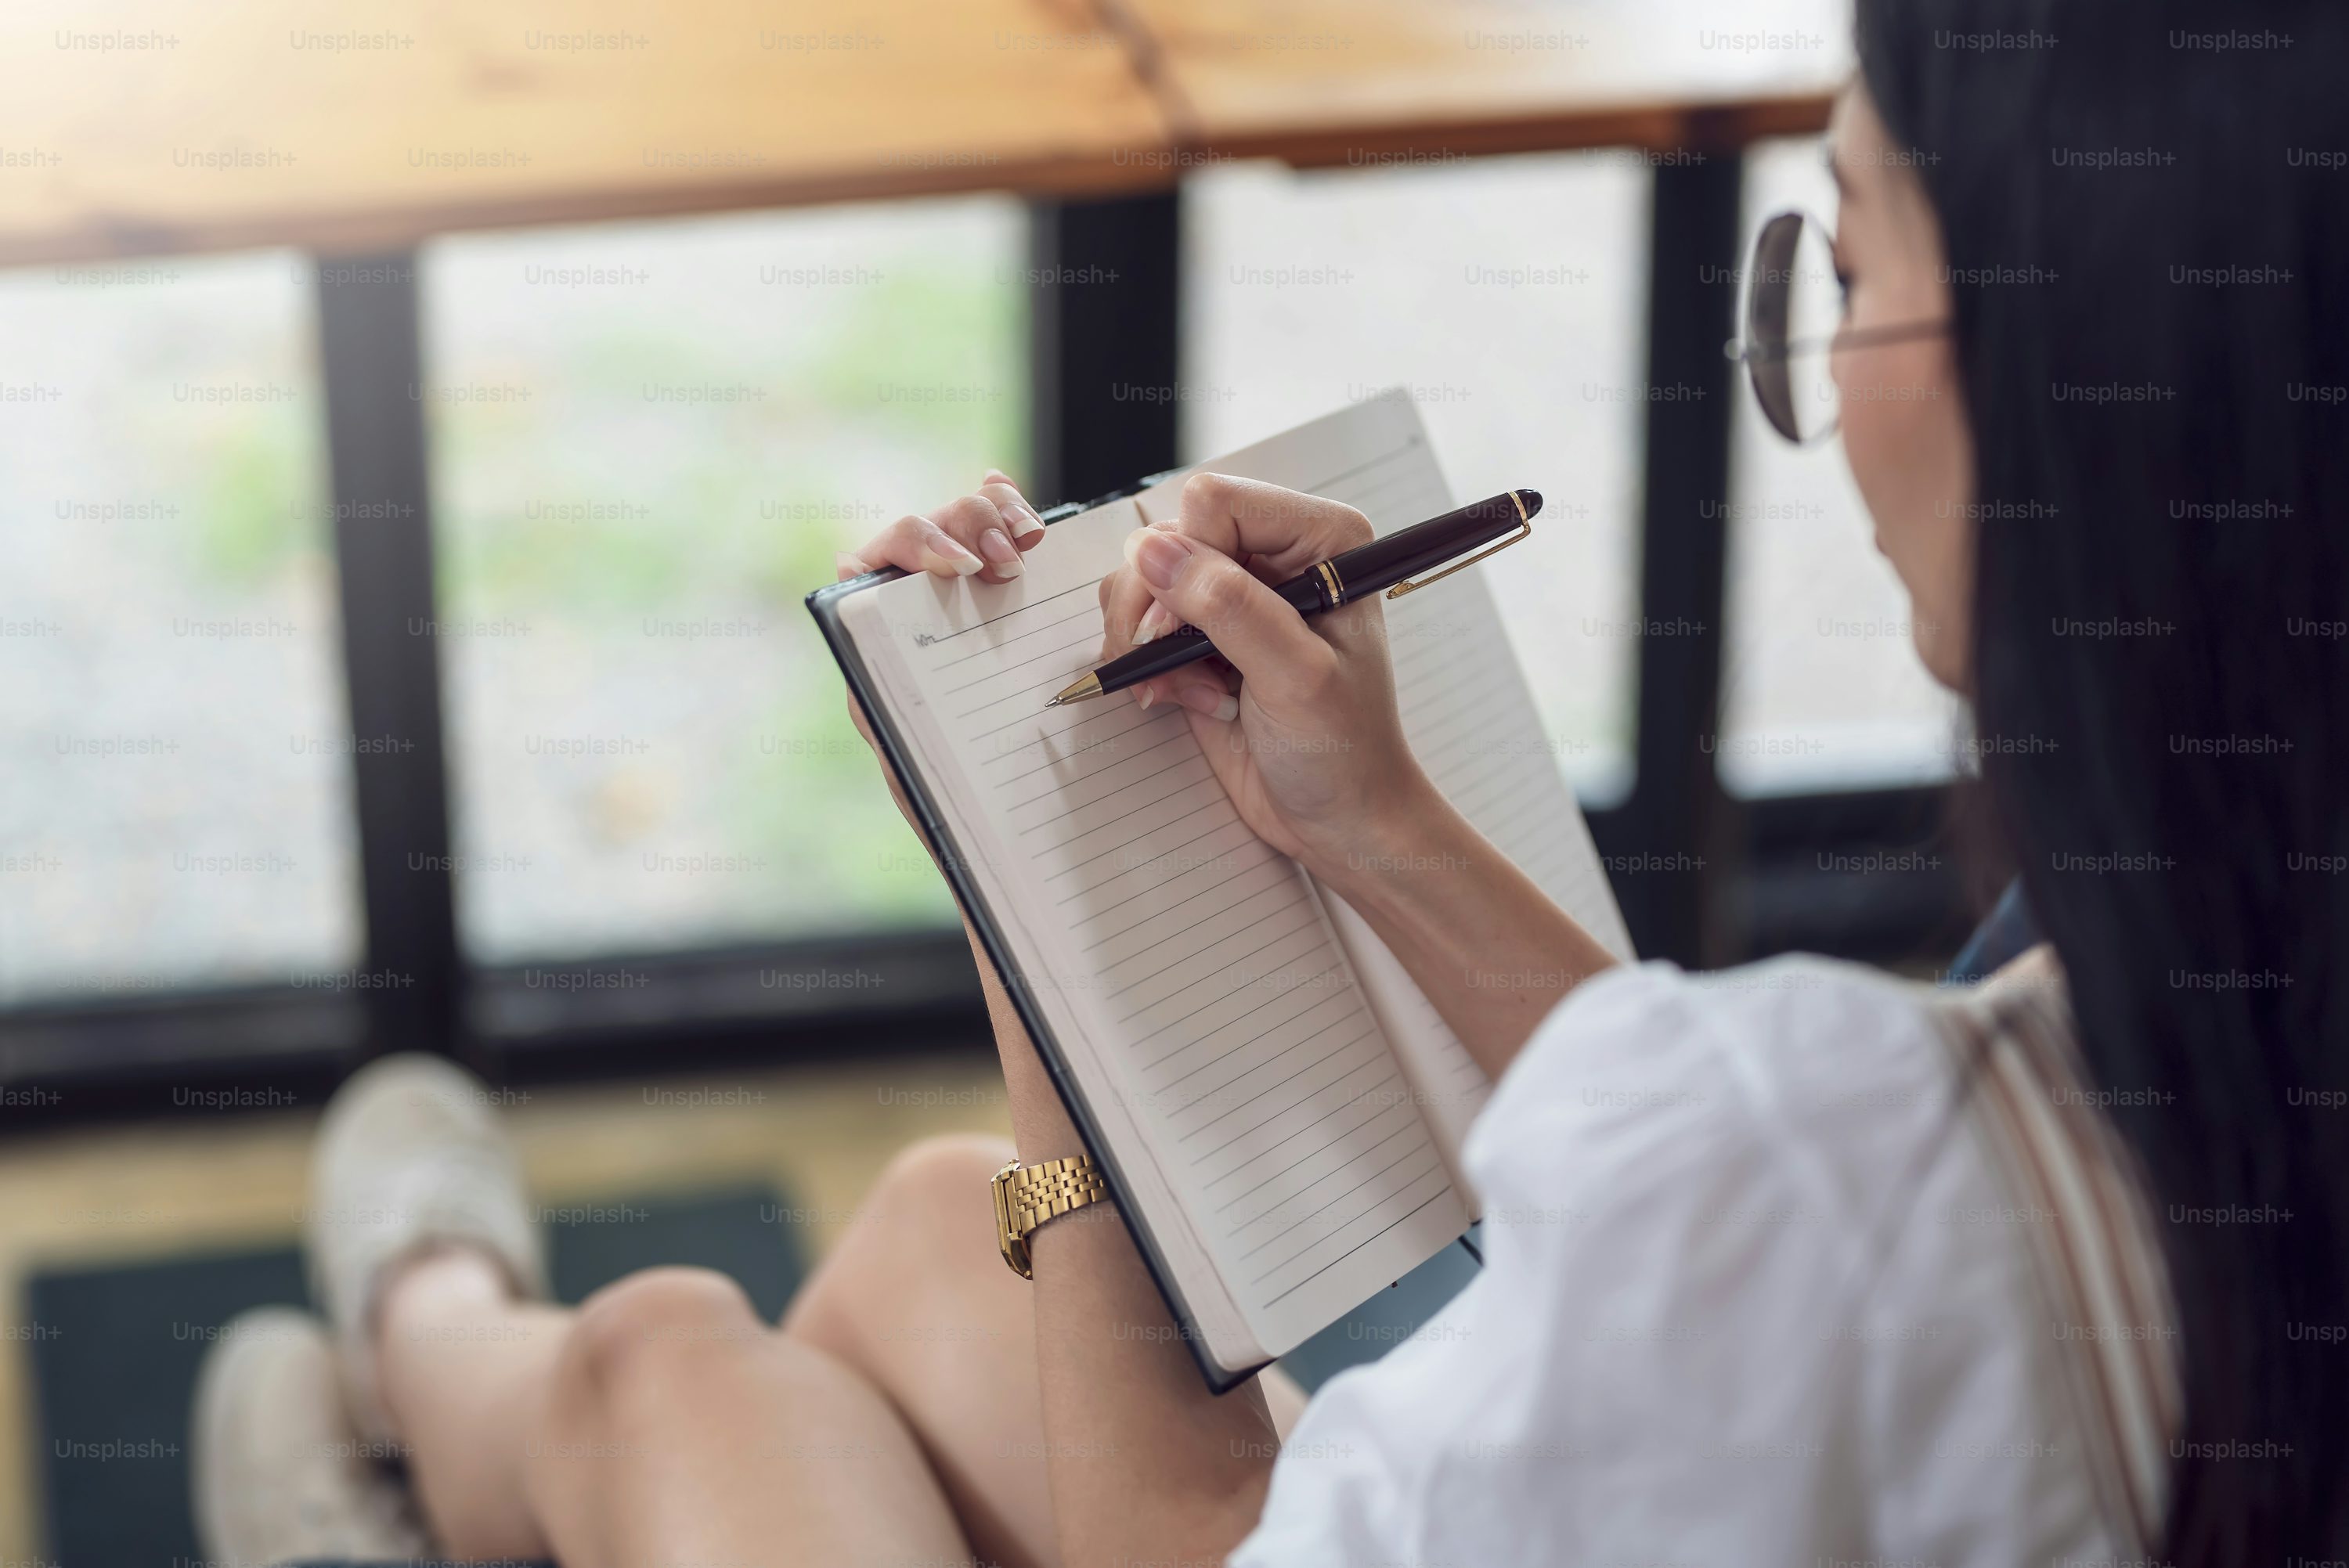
[
  {"xmin": 0, "ymin": 0, "xmax": 1172, "ymax": 264},
  {"xmin": 1117, "ymin": 0, "xmax": 1849, "ymax": 164}
]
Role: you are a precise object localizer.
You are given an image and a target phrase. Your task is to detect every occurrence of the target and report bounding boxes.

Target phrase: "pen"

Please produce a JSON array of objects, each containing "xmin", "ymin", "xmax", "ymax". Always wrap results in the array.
[{"xmin": 1047, "ymin": 489, "xmax": 1539, "ymax": 707}]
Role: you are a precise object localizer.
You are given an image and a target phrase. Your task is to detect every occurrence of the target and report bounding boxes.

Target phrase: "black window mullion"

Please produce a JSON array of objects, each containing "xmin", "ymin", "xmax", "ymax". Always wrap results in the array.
[
  {"xmin": 1027, "ymin": 191, "xmax": 1182, "ymax": 504},
  {"xmin": 312, "ymin": 250, "xmax": 464, "ymax": 1065},
  {"xmin": 1615, "ymin": 150, "xmax": 1745, "ymax": 967}
]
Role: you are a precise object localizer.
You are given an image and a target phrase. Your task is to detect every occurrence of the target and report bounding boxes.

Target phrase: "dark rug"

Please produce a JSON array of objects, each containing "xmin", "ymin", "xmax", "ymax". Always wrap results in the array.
[{"xmin": 25, "ymin": 1184, "xmax": 803, "ymax": 1568}]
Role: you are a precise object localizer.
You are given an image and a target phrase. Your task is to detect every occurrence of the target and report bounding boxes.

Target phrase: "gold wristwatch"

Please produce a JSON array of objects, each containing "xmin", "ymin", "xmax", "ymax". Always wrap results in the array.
[{"xmin": 990, "ymin": 1155, "xmax": 1110, "ymax": 1278}]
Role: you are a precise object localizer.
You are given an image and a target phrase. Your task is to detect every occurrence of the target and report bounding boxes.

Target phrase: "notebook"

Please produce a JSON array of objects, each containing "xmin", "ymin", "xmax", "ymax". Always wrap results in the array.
[{"xmin": 807, "ymin": 391, "xmax": 1633, "ymax": 1390}]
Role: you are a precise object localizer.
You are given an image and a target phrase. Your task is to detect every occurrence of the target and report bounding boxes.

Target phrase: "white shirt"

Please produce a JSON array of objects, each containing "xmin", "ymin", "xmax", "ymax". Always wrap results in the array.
[{"xmin": 1232, "ymin": 956, "xmax": 2131, "ymax": 1568}]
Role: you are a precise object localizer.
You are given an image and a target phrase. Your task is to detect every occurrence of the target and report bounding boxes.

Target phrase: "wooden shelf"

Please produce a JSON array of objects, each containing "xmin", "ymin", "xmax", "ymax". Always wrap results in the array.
[
  {"xmin": 1120, "ymin": 0, "xmax": 1846, "ymax": 164},
  {"xmin": 0, "ymin": 0, "xmax": 1173, "ymax": 264},
  {"xmin": 0, "ymin": 0, "xmax": 1849, "ymax": 262}
]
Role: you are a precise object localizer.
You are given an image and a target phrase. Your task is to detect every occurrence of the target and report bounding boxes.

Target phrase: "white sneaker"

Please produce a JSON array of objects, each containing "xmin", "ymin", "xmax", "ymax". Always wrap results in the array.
[
  {"xmin": 307, "ymin": 1053, "xmax": 548, "ymax": 1443},
  {"xmin": 189, "ymin": 1307, "xmax": 435, "ymax": 1567}
]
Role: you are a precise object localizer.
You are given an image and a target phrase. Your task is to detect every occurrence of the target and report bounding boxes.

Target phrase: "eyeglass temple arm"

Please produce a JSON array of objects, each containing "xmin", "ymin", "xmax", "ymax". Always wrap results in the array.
[{"xmin": 1724, "ymin": 316, "xmax": 1950, "ymax": 365}]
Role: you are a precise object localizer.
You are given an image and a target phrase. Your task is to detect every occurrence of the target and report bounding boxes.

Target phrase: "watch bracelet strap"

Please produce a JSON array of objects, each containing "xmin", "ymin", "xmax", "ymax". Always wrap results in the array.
[{"xmin": 1003, "ymin": 1154, "xmax": 1110, "ymax": 1239}]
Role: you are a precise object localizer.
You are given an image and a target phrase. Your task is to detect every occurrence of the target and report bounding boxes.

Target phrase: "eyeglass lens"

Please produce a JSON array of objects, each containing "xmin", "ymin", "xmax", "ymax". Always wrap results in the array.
[{"xmin": 1745, "ymin": 211, "xmax": 1848, "ymax": 445}]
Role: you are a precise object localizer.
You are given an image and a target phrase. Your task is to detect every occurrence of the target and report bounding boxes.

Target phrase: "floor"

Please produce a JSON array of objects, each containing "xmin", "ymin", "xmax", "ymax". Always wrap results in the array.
[{"xmin": 0, "ymin": 1050, "xmax": 1012, "ymax": 1562}]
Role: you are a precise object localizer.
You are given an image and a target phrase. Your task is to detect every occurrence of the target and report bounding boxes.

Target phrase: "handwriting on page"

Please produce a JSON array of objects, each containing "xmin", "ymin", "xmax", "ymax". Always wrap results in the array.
[{"xmin": 910, "ymin": 580, "xmax": 1455, "ymax": 1312}]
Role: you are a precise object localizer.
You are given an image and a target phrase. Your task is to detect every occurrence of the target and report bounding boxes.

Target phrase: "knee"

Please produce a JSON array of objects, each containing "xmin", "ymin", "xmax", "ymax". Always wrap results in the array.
[
  {"xmin": 864, "ymin": 1133, "xmax": 1016, "ymax": 1260},
  {"xmin": 792, "ymin": 1134, "xmax": 1014, "ymax": 1335},
  {"xmin": 875, "ymin": 1131, "xmax": 1016, "ymax": 1213},
  {"xmin": 561, "ymin": 1266, "xmax": 764, "ymax": 1404}
]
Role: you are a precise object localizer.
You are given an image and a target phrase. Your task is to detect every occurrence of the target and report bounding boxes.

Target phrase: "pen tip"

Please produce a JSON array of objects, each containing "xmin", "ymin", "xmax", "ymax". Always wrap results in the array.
[
  {"xmin": 1517, "ymin": 489, "xmax": 1543, "ymax": 519},
  {"xmin": 1048, "ymin": 672, "xmax": 1104, "ymax": 708}
]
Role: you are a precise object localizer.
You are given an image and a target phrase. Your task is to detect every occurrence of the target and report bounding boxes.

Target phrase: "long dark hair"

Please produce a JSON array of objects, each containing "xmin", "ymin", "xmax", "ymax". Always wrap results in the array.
[{"xmin": 1856, "ymin": 1, "xmax": 2349, "ymax": 1560}]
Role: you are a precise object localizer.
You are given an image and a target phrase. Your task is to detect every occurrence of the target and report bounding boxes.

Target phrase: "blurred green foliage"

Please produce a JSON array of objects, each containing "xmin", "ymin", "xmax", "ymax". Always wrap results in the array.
[{"xmin": 428, "ymin": 212, "xmax": 1025, "ymax": 956}]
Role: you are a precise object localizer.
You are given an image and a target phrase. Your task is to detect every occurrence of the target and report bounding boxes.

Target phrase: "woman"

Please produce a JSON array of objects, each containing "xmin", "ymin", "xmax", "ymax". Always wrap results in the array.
[{"xmin": 195, "ymin": 2, "xmax": 2345, "ymax": 1563}]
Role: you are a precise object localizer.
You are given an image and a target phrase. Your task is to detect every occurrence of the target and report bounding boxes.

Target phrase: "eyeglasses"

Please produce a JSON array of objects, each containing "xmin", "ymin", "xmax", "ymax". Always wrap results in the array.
[{"xmin": 1725, "ymin": 209, "xmax": 1951, "ymax": 445}]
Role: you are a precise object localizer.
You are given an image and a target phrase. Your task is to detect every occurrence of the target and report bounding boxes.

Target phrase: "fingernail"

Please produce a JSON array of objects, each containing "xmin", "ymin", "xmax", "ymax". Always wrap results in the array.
[
  {"xmin": 1135, "ymin": 685, "xmax": 1156, "ymax": 710},
  {"xmin": 1132, "ymin": 603, "xmax": 1175, "ymax": 644},
  {"xmin": 1133, "ymin": 530, "xmax": 1191, "ymax": 591},
  {"xmin": 1003, "ymin": 503, "xmax": 1045, "ymax": 541},
  {"xmin": 1177, "ymin": 685, "xmax": 1238, "ymax": 722},
  {"xmin": 835, "ymin": 552, "xmax": 871, "ymax": 579},
  {"xmin": 977, "ymin": 528, "xmax": 1023, "ymax": 577},
  {"xmin": 922, "ymin": 529, "xmax": 983, "ymax": 576}
]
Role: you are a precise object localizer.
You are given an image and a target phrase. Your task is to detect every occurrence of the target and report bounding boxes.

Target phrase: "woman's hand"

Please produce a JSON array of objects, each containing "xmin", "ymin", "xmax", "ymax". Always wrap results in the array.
[
  {"xmin": 832, "ymin": 476, "xmax": 1281, "ymax": 1568},
  {"xmin": 835, "ymin": 471, "xmax": 1102, "ymax": 1142},
  {"xmin": 835, "ymin": 468, "xmax": 1045, "ymax": 585},
  {"xmin": 835, "ymin": 470, "xmax": 1048, "ymax": 827},
  {"xmin": 1096, "ymin": 472, "xmax": 1437, "ymax": 876},
  {"xmin": 834, "ymin": 469, "xmax": 1609, "ymax": 1091},
  {"xmin": 1103, "ymin": 474, "xmax": 1615, "ymax": 1078}
]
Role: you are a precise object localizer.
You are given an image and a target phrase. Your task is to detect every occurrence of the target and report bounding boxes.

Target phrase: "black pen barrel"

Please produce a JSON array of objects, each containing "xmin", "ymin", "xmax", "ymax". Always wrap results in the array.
[
  {"xmin": 1318, "ymin": 491, "xmax": 1535, "ymax": 603},
  {"xmin": 1081, "ymin": 489, "xmax": 1538, "ymax": 698},
  {"xmin": 1089, "ymin": 574, "xmax": 1322, "ymax": 694}
]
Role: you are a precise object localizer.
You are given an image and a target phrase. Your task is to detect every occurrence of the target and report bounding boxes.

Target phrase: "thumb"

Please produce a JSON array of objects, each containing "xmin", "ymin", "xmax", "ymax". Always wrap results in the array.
[{"xmin": 1127, "ymin": 527, "xmax": 1335, "ymax": 700}]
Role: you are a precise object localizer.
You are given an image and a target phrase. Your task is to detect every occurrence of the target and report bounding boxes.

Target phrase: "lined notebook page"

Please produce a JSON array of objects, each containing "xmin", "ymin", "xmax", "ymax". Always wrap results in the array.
[
  {"xmin": 842, "ymin": 497, "xmax": 1468, "ymax": 1361},
  {"xmin": 1350, "ymin": 571, "xmax": 1636, "ymax": 1171},
  {"xmin": 1136, "ymin": 392, "xmax": 1635, "ymax": 1175}
]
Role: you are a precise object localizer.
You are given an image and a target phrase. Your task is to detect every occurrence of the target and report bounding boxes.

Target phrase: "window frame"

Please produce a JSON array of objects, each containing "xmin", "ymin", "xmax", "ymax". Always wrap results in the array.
[{"xmin": 0, "ymin": 164, "xmax": 1975, "ymax": 1128}]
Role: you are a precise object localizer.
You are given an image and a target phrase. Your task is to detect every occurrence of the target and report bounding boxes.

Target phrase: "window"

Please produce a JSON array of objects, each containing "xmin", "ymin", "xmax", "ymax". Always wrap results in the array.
[
  {"xmin": 1183, "ymin": 152, "xmax": 1651, "ymax": 802},
  {"xmin": 424, "ymin": 198, "xmax": 1027, "ymax": 964},
  {"xmin": 0, "ymin": 254, "xmax": 359, "ymax": 1005}
]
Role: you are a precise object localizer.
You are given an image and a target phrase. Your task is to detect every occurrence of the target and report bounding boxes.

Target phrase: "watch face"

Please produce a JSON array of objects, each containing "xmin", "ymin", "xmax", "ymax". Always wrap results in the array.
[{"xmin": 991, "ymin": 1162, "xmax": 1032, "ymax": 1278}]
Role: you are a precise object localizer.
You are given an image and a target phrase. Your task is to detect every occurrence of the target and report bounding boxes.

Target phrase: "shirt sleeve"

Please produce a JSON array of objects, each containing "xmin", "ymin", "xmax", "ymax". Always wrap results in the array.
[{"xmin": 1227, "ymin": 956, "xmax": 2057, "ymax": 1568}]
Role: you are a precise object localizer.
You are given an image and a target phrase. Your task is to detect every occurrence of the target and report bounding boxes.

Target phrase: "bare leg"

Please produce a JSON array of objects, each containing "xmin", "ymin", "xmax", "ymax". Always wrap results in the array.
[
  {"xmin": 377, "ymin": 1258, "xmax": 968, "ymax": 1567},
  {"xmin": 784, "ymin": 1134, "xmax": 1307, "ymax": 1568},
  {"xmin": 528, "ymin": 1268, "xmax": 968, "ymax": 1568},
  {"xmin": 780, "ymin": 1134, "xmax": 1056, "ymax": 1567},
  {"xmin": 375, "ymin": 1134, "xmax": 1305, "ymax": 1566},
  {"xmin": 376, "ymin": 1249, "xmax": 567, "ymax": 1558}
]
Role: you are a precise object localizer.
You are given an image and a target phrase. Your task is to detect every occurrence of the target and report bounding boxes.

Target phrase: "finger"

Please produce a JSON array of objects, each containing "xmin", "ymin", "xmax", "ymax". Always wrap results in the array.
[
  {"xmin": 1165, "ymin": 664, "xmax": 1239, "ymax": 723},
  {"xmin": 978, "ymin": 478, "xmax": 1047, "ymax": 551},
  {"xmin": 854, "ymin": 514, "xmax": 983, "ymax": 579},
  {"xmin": 1097, "ymin": 542, "xmax": 1222, "ymax": 654},
  {"xmin": 1123, "ymin": 527, "xmax": 1340, "ymax": 712},
  {"xmin": 929, "ymin": 493, "xmax": 1025, "ymax": 583},
  {"xmin": 836, "ymin": 551, "xmax": 872, "ymax": 582},
  {"xmin": 1123, "ymin": 657, "xmax": 1231, "ymax": 708},
  {"xmin": 1100, "ymin": 474, "xmax": 1373, "ymax": 649},
  {"xmin": 1099, "ymin": 518, "xmax": 1182, "ymax": 654},
  {"xmin": 1171, "ymin": 472, "xmax": 1373, "ymax": 578},
  {"xmin": 1098, "ymin": 563, "xmax": 1151, "ymax": 661}
]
